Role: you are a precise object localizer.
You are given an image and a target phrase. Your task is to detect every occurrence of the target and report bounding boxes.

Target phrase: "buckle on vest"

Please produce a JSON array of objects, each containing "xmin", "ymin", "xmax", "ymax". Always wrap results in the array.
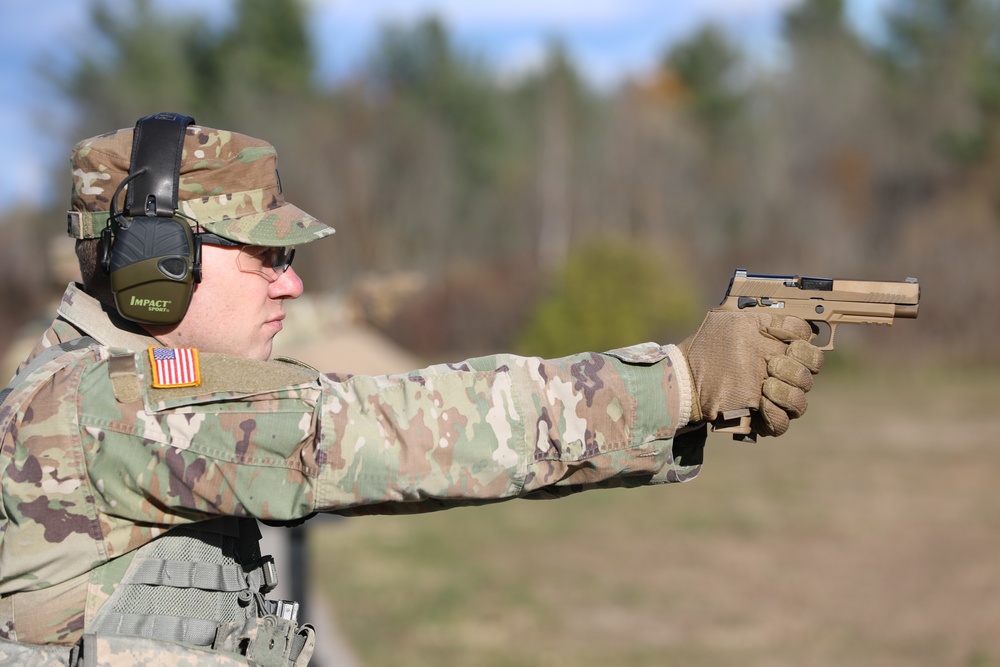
[
  {"xmin": 260, "ymin": 555, "xmax": 278, "ymax": 594},
  {"xmin": 263, "ymin": 599, "xmax": 300, "ymax": 622}
]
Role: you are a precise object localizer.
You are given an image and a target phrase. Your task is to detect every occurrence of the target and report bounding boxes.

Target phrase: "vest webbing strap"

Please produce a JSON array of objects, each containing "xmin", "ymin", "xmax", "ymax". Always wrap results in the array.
[
  {"xmin": 92, "ymin": 612, "xmax": 220, "ymax": 647},
  {"xmin": 289, "ymin": 630, "xmax": 310, "ymax": 664},
  {"xmin": 129, "ymin": 558, "xmax": 249, "ymax": 592},
  {"xmin": 93, "ymin": 613, "xmax": 314, "ymax": 664}
]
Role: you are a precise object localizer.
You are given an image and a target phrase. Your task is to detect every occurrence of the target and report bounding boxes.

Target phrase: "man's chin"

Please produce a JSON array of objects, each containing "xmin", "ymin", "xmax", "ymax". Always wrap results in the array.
[{"xmin": 222, "ymin": 338, "xmax": 273, "ymax": 361}]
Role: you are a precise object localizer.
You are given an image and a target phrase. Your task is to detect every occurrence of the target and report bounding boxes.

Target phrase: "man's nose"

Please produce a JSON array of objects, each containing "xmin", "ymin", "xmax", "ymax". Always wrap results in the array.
[{"xmin": 269, "ymin": 266, "xmax": 304, "ymax": 299}]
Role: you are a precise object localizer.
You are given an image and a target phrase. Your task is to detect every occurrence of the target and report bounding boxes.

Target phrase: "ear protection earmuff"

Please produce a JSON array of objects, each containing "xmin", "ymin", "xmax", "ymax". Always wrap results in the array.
[{"xmin": 101, "ymin": 112, "xmax": 202, "ymax": 326}]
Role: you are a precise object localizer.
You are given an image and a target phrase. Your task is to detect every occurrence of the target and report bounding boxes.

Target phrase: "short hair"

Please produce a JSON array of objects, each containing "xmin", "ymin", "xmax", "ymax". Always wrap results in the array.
[{"xmin": 75, "ymin": 238, "xmax": 114, "ymax": 306}]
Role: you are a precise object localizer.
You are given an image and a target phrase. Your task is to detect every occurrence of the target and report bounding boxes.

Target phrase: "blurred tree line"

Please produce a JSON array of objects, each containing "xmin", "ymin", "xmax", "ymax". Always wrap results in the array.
[{"xmin": 2, "ymin": 0, "xmax": 999, "ymax": 365}]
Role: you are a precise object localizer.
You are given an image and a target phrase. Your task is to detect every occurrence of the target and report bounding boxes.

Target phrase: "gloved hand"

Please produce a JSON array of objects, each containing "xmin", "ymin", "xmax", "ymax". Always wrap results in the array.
[{"xmin": 678, "ymin": 312, "xmax": 824, "ymax": 437}]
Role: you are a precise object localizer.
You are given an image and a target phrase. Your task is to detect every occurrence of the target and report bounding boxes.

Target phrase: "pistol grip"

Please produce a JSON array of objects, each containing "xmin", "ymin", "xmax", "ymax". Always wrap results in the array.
[{"xmin": 711, "ymin": 409, "xmax": 757, "ymax": 443}]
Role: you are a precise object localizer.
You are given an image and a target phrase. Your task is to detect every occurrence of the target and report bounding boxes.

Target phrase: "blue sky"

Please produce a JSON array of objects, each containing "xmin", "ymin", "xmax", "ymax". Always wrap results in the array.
[{"xmin": 0, "ymin": 0, "xmax": 892, "ymax": 211}]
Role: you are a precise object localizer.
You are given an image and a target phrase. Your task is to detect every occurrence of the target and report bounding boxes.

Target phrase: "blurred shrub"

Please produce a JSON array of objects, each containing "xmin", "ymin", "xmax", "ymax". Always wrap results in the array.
[
  {"xmin": 380, "ymin": 258, "xmax": 543, "ymax": 362},
  {"xmin": 515, "ymin": 238, "xmax": 701, "ymax": 358}
]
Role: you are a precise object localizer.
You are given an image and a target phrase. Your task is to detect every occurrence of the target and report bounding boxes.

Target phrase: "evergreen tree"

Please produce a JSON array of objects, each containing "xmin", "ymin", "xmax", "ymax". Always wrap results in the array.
[{"xmin": 663, "ymin": 26, "xmax": 747, "ymax": 148}]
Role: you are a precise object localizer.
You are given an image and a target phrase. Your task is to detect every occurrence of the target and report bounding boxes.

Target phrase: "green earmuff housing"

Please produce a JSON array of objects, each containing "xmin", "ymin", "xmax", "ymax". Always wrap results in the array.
[{"xmin": 106, "ymin": 216, "xmax": 200, "ymax": 325}]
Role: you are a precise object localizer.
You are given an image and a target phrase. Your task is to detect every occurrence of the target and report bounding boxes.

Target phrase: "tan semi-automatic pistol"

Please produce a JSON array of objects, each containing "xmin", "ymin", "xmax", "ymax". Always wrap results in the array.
[{"xmin": 711, "ymin": 269, "xmax": 919, "ymax": 441}]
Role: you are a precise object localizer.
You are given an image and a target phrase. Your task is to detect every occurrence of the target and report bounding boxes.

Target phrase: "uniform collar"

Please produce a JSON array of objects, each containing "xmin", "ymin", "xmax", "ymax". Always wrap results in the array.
[{"xmin": 57, "ymin": 283, "xmax": 161, "ymax": 351}]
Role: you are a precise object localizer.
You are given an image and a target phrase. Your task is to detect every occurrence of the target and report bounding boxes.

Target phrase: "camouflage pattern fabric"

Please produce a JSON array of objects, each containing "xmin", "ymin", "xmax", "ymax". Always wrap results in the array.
[
  {"xmin": 83, "ymin": 635, "xmax": 253, "ymax": 666},
  {"xmin": 0, "ymin": 634, "xmax": 258, "ymax": 666},
  {"xmin": 65, "ymin": 124, "xmax": 335, "ymax": 247},
  {"xmin": 0, "ymin": 283, "xmax": 705, "ymax": 647},
  {"xmin": 0, "ymin": 636, "xmax": 73, "ymax": 666}
]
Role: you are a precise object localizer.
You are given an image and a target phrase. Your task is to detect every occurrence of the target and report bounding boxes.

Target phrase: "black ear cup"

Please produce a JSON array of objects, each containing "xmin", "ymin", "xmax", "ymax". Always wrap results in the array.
[{"xmin": 109, "ymin": 217, "xmax": 198, "ymax": 325}]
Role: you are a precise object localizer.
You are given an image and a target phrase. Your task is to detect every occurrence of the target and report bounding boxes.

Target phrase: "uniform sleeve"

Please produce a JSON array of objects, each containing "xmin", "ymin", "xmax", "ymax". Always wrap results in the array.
[
  {"xmin": 316, "ymin": 343, "xmax": 703, "ymax": 515},
  {"xmin": 78, "ymin": 343, "xmax": 703, "ymax": 552}
]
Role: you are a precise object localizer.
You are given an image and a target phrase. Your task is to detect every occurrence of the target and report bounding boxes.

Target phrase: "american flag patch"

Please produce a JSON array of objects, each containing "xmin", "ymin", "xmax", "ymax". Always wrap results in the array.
[{"xmin": 148, "ymin": 347, "xmax": 201, "ymax": 388}]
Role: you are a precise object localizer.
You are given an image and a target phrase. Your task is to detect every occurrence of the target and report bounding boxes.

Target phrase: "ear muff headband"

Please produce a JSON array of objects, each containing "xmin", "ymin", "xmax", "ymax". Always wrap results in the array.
[{"xmin": 103, "ymin": 112, "xmax": 200, "ymax": 326}]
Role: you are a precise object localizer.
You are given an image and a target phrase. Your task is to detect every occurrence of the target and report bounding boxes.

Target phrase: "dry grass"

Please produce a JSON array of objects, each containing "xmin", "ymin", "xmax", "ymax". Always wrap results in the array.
[{"xmin": 308, "ymin": 367, "xmax": 1000, "ymax": 667}]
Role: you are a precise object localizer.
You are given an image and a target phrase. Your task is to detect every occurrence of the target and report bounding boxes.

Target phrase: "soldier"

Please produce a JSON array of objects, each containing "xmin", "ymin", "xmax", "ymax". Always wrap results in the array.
[{"xmin": 0, "ymin": 113, "xmax": 823, "ymax": 665}]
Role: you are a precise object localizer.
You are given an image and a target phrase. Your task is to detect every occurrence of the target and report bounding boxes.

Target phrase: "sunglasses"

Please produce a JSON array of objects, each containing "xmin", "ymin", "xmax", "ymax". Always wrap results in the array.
[{"xmin": 199, "ymin": 232, "xmax": 296, "ymax": 282}]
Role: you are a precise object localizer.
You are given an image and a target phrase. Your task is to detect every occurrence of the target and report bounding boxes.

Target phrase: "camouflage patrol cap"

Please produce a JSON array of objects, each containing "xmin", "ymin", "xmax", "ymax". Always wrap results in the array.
[{"xmin": 66, "ymin": 123, "xmax": 334, "ymax": 246}]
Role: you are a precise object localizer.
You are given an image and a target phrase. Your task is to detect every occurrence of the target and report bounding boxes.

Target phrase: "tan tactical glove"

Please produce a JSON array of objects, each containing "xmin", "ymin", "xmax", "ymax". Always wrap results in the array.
[{"xmin": 678, "ymin": 312, "xmax": 824, "ymax": 437}]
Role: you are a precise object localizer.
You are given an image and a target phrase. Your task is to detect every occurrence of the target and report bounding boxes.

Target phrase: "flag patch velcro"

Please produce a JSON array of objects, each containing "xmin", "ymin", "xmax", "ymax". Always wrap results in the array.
[{"xmin": 148, "ymin": 347, "xmax": 201, "ymax": 388}]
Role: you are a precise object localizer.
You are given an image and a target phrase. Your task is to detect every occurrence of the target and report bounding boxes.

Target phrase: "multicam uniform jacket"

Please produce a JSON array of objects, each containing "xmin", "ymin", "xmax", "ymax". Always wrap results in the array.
[{"xmin": 0, "ymin": 282, "xmax": 705, "ymax": 649}]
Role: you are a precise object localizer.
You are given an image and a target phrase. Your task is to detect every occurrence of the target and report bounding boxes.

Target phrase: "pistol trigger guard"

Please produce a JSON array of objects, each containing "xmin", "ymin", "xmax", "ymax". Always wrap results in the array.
[
  {"xmin": 809, "ymin": 320, "xmax": 835, "ymax": 350},
  {"xmin": 820, "ymin": 322, "xmax": 836, "ymax": 351}
]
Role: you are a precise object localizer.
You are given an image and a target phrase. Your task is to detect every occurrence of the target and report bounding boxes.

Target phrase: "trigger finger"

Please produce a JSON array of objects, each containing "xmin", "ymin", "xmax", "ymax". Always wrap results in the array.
[{"xmin": 767, "ymin": 315, "xmax": 814, "ymax": 341}]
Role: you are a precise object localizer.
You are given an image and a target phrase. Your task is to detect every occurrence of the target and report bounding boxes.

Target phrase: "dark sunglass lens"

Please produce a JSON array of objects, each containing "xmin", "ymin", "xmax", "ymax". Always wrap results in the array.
[{"xmin": 276, "ymin": 248, "xmax": 295, "ymax": 271}]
